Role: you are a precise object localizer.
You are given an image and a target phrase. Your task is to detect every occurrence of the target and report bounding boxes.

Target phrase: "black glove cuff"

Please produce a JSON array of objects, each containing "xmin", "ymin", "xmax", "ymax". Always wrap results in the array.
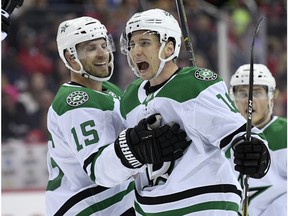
[
  {"xmin": 2, "ymin": 0, "xmax": 24, "ymax": 15},
  {"xmin": 114, "ymin": 129, "xmax": 143, "ymax": 169}
]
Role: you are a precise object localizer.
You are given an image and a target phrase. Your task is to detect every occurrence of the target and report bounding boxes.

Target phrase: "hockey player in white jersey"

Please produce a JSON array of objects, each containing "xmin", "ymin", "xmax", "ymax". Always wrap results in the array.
[
  {"xmin": 230, "ymin": 64, "xmax": 287, "ymax": 216},
  {"xmin": 46, "ymin": 16, "xmax": 190, "ymax": 215},
  {"xmin": 119, "ymin": 8, "xmax": 271, "ymax": 215}
]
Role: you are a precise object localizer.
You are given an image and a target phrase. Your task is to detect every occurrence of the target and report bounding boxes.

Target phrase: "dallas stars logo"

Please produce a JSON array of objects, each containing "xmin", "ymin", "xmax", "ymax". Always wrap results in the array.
[
  {"xmin": 66, "ymin": 91, "xmax": 89, "ymax": 107},
  {"xmin": 60, "ymin": 23, "xmax": 69, "ymax": 33},
  {"xmin": 194, "ymin": 68, "xmax": 218, "ymax": 81}
]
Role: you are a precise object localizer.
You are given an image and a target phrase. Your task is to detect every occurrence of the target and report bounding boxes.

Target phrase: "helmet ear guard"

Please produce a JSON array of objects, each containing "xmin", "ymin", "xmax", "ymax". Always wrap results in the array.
[{"xmin": 56, "ymin": 16, "xmax": 115, "ymax": 81}]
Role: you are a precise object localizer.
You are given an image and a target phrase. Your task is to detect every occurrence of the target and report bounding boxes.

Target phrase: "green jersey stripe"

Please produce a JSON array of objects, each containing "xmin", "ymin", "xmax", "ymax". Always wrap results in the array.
[
  {"xmin": 76, "ymin": 181, "xmax": 135, "ymax": 215},
  {"xmin": 135, "ymin": 200, "xmax": 239, "ymax": 216}
]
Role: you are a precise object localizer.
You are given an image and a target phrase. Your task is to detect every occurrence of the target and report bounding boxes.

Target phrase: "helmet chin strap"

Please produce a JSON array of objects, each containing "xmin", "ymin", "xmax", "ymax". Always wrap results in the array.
[
  {"xmin": 129, "ymin": 42, "xmax": 177, "ymax": 80},
  {"xmin": 151, "ymin": 42, "xmax": 177, "ymax": 80},
  {"xmin": 254, "ymin": 99, "xmax": 273, "ymax": 129},
  {"xmin": 127, "ymin": 43, "xmax": 167, "ymax": 79},
  {"xmin": 153, "ymin": 43, "xmax": 167, "ymax": 79},
  {"xmin": 69, "ymin": 55, "xmax": 114, "ymax": 82}
]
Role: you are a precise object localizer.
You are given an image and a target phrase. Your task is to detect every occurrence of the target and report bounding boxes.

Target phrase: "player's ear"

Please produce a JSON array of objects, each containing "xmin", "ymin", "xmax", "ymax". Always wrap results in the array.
[
  {"xmin": 273, "ymin": 89, "xmax": 279, "ymax": 100},
  {"xmin": 64, "ymin": 50, "xmax": 80, "ymax": 70},
  {"xmin": 164, "ymin": 41, "xmax": 175, "ymax": 57},
  {"xmin": 64, "ymin": 51, "xmax": 74, "ymax": 64}
]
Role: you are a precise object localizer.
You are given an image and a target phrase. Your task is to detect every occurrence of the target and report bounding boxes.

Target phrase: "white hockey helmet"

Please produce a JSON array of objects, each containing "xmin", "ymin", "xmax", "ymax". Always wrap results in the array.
[
  {"xmin": 56, "ymin": 16, "xmax": 114, "ymax": 81},
  {"xmin": 230, "ymin": 64, "xmax": 276, "ymax": 98},
  {"xmin": 121, "ymin": 8, "xmax": 182, "ymax": 77}
]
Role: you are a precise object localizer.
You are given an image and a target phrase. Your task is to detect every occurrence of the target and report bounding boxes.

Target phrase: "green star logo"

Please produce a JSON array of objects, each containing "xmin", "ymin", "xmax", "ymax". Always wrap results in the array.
[
  {"xmin": 66, "ymin": 91, "xmax": 89, "ymax": 107},
  {"xmin": 194, "ymin": 68, "xmax": 218, "ymax": 81},
  {"xmin": 60, "ymin": 23, "xmax": 69, "ymax": 33}
]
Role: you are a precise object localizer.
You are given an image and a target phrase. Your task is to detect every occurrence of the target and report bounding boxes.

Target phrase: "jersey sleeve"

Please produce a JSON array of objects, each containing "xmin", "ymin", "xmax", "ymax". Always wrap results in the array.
[
  {"xmin": 47, "ymin": 85, "xmax": 140, "ymax": 188},
  {"xmin": 182, "ymin": 80, "xmax": 263, "ymax": 150}
]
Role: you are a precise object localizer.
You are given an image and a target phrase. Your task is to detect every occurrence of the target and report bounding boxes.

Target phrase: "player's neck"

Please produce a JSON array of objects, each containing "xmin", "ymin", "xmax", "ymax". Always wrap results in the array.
[
  {"xmin": 150, "ymin": 62, "xmax": 178, "ymax": 86},
  {"xmin": 71, "ymin": 73, "xmax": 102, "ymax": 92},
  {"xmin": 254, "ymin": 114, "xmax": 272, "ymax": 129}
]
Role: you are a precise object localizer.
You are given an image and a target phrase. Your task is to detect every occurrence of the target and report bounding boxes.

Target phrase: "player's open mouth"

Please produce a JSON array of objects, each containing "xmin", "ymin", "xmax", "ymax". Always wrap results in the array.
[{"xmin": 137, "ymin": 61, "xmax": 149, "ymax": 73}]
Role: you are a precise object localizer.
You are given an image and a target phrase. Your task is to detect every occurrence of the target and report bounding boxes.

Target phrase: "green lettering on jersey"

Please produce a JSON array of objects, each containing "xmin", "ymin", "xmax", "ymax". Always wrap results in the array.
[
  {"xmin": 238, "ymin": 175, "xmax": 271, "ymax": 205},
  {"xmin": 48, "ymin": 132, "xmax": 55, "ymax": 148},
  {"xmin": 216, "ymin": 93, "xmax": 239, "ymax": 113},
  {"xmin": 71, "ymin": 120, "xmax": 99, "ymax": 151},
  {"xmin": 46, "ymin": 158, "xmax": 64, "ymax": 191},
  {"xmin": 248, "ymin": 185, "xmax": 271, "ymax": 204}
]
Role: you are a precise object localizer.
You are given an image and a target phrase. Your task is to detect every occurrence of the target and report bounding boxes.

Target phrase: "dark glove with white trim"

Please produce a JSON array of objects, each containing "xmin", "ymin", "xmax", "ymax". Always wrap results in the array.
[
  {"xmin": 2, "ymin": 0, "xmax": 24, "ymax": 14},
  {"xmin": 1, "ymin": 9, "xmax": 10, "ymax": 35},
  {"xmin": 1, "ymin": 0, "xmax": 23, "ymax": 39},
  {"xmin": 114, "ymin": 114, "xmax": 190, "ymax": 169},
  {"xmin": 232, "ymin": 135, "xmax": 271, "ymax": 179}
]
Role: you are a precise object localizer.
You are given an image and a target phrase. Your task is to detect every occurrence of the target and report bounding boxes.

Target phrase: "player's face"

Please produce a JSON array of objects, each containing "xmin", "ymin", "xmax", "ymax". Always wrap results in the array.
[
  {"xmin": 76, "ymin": 38, "xmax": 110, "ymax": 78},
  {"xmin": 128, "ymin": 30, "xmax": 162, "ymax": 80},
  {"xmin": 233, "ymin": 85, "xmax": 271, "ymax": 126}
]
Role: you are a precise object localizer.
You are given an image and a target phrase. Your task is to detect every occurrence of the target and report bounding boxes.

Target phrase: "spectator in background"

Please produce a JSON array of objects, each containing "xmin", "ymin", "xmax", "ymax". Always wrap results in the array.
[
  {"xmin": 25, "ymin": 88, "xmax": 54, "ymax": 144},
  {"xmin": 2, "ymin": 84, "xmax": 32, "ymax": 141},
  {"xmin": 17, "ymin": 26, "xmax": 53, "ymax": 75}
]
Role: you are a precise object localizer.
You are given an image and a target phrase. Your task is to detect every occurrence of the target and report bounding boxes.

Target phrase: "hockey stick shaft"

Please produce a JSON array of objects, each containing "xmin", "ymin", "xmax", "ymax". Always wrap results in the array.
[
  {"xmin": 246, "ymin": 17, "xmax": 264, "ymax": 141},
  {"xmin": 138, "ymin": 0, "xmax": 143, "ymax": 11},
  {"xmin": 175, "ymin": 0, "xmax": 197, "ymax": 67},
  {"xmin": 242, "ymin": 17, "xmax": 264, "ymax": 216}
]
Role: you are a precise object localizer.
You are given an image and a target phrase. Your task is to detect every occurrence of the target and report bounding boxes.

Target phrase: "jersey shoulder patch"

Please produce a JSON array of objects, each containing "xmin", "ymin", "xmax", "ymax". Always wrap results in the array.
[
  {"xmin": 157, "ymin": 67, "xmax": 223, "ymax": 102},
  {"xmin": 66, "ymin": 90, "xmax": 89, "ymax": 107},
  {"xmin": 194, "ymin": 68, "xmax": 218, "ymax": 81},
  {"xmin": 52, "ymin": 84, "xmax": 115, "ymax": 116}
]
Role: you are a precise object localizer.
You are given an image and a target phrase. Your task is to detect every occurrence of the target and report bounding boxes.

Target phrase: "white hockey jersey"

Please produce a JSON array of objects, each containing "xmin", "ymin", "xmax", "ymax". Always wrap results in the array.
[
  {"xmin": 119, "ymin": 67, "xmax": 267, "ymax": 216},
  {"xmin": 234, "ymin": 116, "xmax": 287, "ymax": 216},
  {"xmin": 46, "ymin": 81, "xmax": 135, "ymax": 216}
]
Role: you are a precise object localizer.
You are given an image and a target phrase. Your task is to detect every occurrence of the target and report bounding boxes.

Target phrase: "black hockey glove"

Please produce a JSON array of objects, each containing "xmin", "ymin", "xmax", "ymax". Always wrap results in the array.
[
  {"xmin": 2, "ymin": 0, "xmax": 24, "ymax": 15},
  {"xmin": 1, "ymin": 0, "xmax": 23, "ymax": 36},
  {"xmin": 1, "ymin": 9, "xmax": 10, "ymax": 34},
  {"xmin": 232, "ymin": 135, "xmax": 271, "ymax": 179},
  {"xmin": 114, "ymin": 114, "xmax": 190, "ymax": 169}
]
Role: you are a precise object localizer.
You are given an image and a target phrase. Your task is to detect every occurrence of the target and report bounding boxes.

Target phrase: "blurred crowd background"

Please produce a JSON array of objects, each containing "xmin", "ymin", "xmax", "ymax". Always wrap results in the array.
[{"xmin": 1, "ymin": 0, "xmax": 286, "ymax": 145}]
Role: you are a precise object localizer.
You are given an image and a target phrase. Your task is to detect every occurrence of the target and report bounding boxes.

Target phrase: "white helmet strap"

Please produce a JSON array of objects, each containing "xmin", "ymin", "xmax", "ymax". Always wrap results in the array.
[{"xmin": 66, "ymin": 50, "xmax": 114, "ymax": 82}]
